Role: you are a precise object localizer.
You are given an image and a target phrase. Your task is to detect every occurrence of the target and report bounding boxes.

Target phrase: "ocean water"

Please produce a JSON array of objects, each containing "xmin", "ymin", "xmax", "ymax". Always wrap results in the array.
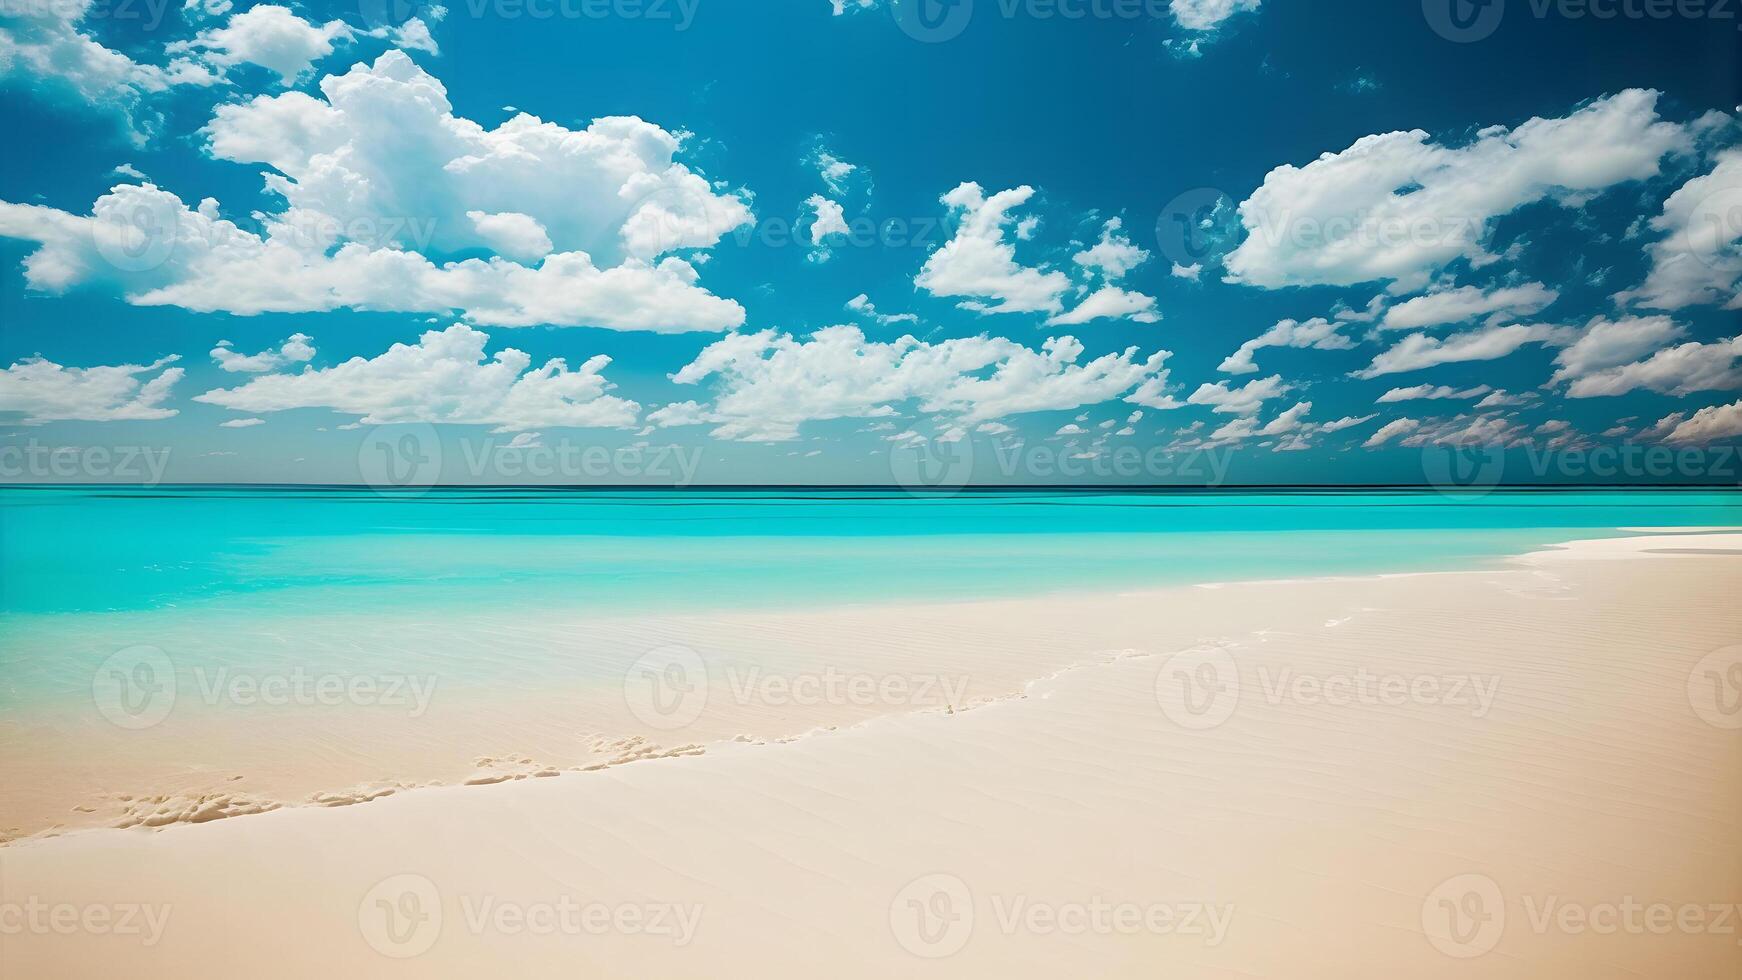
[
  {"xmin": 2, "ymin": 486, "xmax": 1739, "ymax": 710},
  {"xmin": 4, "ymin": 485, "xmax": 1740, "ymax": 618}
]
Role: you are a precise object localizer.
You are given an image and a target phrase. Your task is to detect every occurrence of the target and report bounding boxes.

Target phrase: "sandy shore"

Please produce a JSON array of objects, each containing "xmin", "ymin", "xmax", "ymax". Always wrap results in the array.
[{"xmin": 2, "ymin": 533, "xmax": 1739, "ymax": 977}]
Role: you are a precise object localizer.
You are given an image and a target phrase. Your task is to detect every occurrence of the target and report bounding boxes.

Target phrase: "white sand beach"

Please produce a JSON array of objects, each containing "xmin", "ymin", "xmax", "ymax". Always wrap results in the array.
[{"xmin": 2, "ymin": 533, "xmax": 1740, "ymax": 978}]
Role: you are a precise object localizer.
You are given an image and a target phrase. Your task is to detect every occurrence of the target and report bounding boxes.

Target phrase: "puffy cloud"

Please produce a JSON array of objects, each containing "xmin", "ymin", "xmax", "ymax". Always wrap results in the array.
[
  {"xmin": 1219, "ymin": 316, "xmax": 1353, "ymax": 374},
  {"xmin": 199, "ymin": 51, "xmax": 751, "ymax": 265},
  {"xmin": 1072, "ymin": 218, "xmax": 1149, "ymax": 281},
  {"xmin": 466, "ymin": 211, "xmax": 553, "ymax": 263},
  {"xmin": 1656, "ymin": 400, "xmax": 1742, "ymax": 444},
  {"xmin": 1047, "ymin": 286, "xmax": 1160, "ymax": 326},
  {"xmin": 915, "ymin": 183, "xmax": 1071, "ymax": 315},
  {"xmin": 1224, "ymin": 90, "xmax": 1691, "ymax": 290},
  {"xmin": 211, "ymin": 332, "xmax": 316, "ymax": 372},
  {"xmin": 1171, "ymin": 0, "xmax": 1261, "ymax": 30},
  {"xmin": 1187, "ymin": 374, "xmax": 1290, "ymax": 415},
  {"xmin": 806, "ymin": 195, "xmax": 850, "ymax": 246},
  {"xmin": 845, "ymin": 293, "xmax": 919, "ymax": 325},
  {"xmin": 1363, "ymin": 417, "xmax": 1421, "ymax": 447},
  {"xmin": 653, "ymin": 325, "xmax": 1177, "ymax": 442},
  {"xmin": 194, "ymin": 324, "xmax": 638, "ymax": 431},
  {"xmin": 1560, "ymin": 335, "xmax": 1742, "ymax": 398},
  {"xmin": 1476, "ymin": 389, "xmax": 1536, "ymax": 408},
  {"xmin": 1353, "ymin": 322, "xmax": 1572, "ymax": 378},
  {"xmin": 220, "ymin": 417, "xmax": 265, "ymax": 427},
  {"xmin": 0, "ymin": 183, "xmax": 745, "ymax": 332},
  {"xmin": 1547, "ymin": 315, "xmax": 1686, "ymax": 388},
  {"xmin": 1394, "ymin": 414, "xmax": 1531, "ymax": 449},
  {"xmin": 170, "ymin": 5, "xmax": 351, "ymax": 86},
  {"xmin": 1377, "ymin": 384, "xmax": 1491, "ymax": 403},
  {"xmin": 1380, "ymin": 282, "xmax": 1559, "ymax": 330},
  {"xmin": 0, "ymin": 354, "xmax": 182, "ymax": 422},
  {"xmin": 1617, "ymin": 149, "xmax": 1742, "ymax": 310},
  {"xmin": 805, "ymin": 143, "xmax": 861, "ymax": 196},
  {"xmin": 0, "ymin": 0, "xmax": 217, "ymax": 139}
]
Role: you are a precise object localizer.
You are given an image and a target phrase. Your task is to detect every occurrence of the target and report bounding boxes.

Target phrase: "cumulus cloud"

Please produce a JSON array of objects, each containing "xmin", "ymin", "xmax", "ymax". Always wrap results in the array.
[
  {"xmin": 1187, "ymin": 374, "xmax": 1290, "ymax": 415},
  {"xmin": 1617, "ymin": 149, "xmax": 1742, "ymax": 310},
  {"xmin": 170, "ymin": 5, "xmax": 352, "ymax": 86},
  {"xmin": 1224, "ymin": 90, "xmax": 1691, "ymax": 291},
  {"xmin": 1170, "ymin": 0, "xmax": 1261, "ymax": 31},
  {"xmin": 1219, "ymin": 316, "xmax": 1354, "ymax": 374},
  {"xmin": 1049, "ymin": 218, "xmax": 1160, "ymax": 325},
  {"xmin": 0, "ymin": 0, "xmax": 217, "ymax": 140},
  {"xmin": 211, "ymin": 332, "xmax": 316, "ymax": 372},
  {"xmin": 1353, "ymin": 322, "xmax": 1572, "ymax": 378},
  {"xmin": 1380, "ymin": 282, "xmax": 1559, "ymax": 330},
  {"xmin": 806, "ymin": 194, "xmax": 850, "ymax": 246},
  {"xmin": 467, "ymin": 211, "xmax": 553, "ymax": 263},
  {"xmin": 915, "ymin": 183, "xmax": 1071, "ymax": 315},
  {"xmin": 1560, "ymin": 335, "xmax": 1742, "ymax": 398},
  {"xmin": 1376, "ymin": 383, "xmax": 1491, "ymax": 403},
  {"xmin": 0, "ymin": 183, "xmax": 745, "ymax": 332},
  {"xmin": 1656, "ymin": 399, "xmax": 1742, "ymax": 444},
  {"xmin": 195, "ymin": 324, "xmax": 639, "ymax": 431},
  {"xmin": 0, "ymin": 354, "xmax": 183, "ymax": 422},
  {"xmin": 1547, "ymin": 315, "xmax": 1686, "ymax": 388},
  {"xmin": 651, "ymin": 325, "xmax": 1177, "ymax": 442},
  {"xmin": 1363, "ymin": 417, "xmax": 1422, "ymax": 447},
  {"xmin": 845, "ymin": 293, "xmax": 919, "ymax": 325}
]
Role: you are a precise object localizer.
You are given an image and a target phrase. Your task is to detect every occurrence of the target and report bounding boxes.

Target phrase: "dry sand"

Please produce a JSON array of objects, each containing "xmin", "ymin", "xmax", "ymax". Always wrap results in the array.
[{"xmin": 2, "ymin": 533, "xmax": 1739, "ymax": 978}]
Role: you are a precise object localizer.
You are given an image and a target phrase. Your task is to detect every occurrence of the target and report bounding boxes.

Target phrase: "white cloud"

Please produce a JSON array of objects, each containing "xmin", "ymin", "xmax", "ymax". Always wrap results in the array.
[
  {"xmin": 1219, "ymin": 316, "xmax": 1353, "ymax": 374},
  {"xmin": 915, "ymin": 183, "xmax": 1071, "ymax": 315},
  {"xmin": 220, "ymin": 417, "xmax": 265, "ymax": 427},
  {"xmin": 0, "ymin": 183, "xmax": 745, "ymax": 332},
  {"xmin": 194, "ymin": 324, "xmax": 639, "ymax": 431},
  {"xmin": 1187, "ymin": 374, "xmax": 1290, "ymax": 415},
  {"xmin": 211, "ymin": 332, "xmax": 316, "ymax": 372},
  {"xmin": 1353, "ymin": 322, "xmax": 1572, "ymax": 378},
  {"xmin": 1170, "ymin": 0, "xmax": 1260, "ymax": 31},
  {"xmin": 1171, "ymin": 262, "xmax": 1202, "ymax": 281},
  {"xmin": 806, "ymin": 194, "xmax": 850, "ymax": 246},
  {"xmin": 1560, "ymin": 335, "xmax": 1742, "ymax": 398},
  {"xmin": 845, "ymin": 293, "xmax": 919, "ymax": 325},
  {"xmin": 653, "ymin": 325, "xmax": 1176, "ymax": 442},
  {"xmin": 806, "ymin": 143, "xmax": 861, "ymax": 196},
  {"xmin": 171, "ymin": 5, "xmax": 351, "ymax": 86},
  {"xmin": 1547, "ymin": 315, "xmax": 1686, "ymax": 388},
  {"xmin": 1363, "ymin": 417, "xmax": 1421, "ymax": 447},
  {"xmin": 0, "ymin": 353, "xmax": 182, "ymax": 422},
  {"xmin": 1224, "ymin": 90, "xmax": 1691, "ymax": 290},
  {"xmin": 467, "ymin": 211, "xmax": 553, "ymax": 263},
  {"xmin": 1475, "ymin": 389, "xmax": 1536, "ymax": 408},
  {"xmin": 1047, "ymin": 285, "xmax": 1160, "ymax": 326},
  {"xmin": 1617, "ymin": 149, "xmax": 1742, "ymax": 310},
  {"xmin": 1376, "ymin": 383, "xmax": 1491, "ymax": 403},
  {"xmin": 1380, "ymin": 282, "xmax": 1559, "ymax": 330},
  {"xmin": 1072, "ymin": 218, "xmax": 1149, "ymax": 280},
  {"xmin": 0, "ymin": 0, "xmax": 217, "ymax": 140},
  {"xmin": 1657, "ymin": 400, "xmax": 1742, "ymax": 444}
]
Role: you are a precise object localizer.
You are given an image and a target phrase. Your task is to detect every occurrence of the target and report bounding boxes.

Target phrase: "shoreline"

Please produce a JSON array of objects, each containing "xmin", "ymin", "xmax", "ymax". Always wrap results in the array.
[
  {"xmin": 2, "ymin": 529, "xmax": 1737, "ymax": 846},
  {"xmin": 2, "ymin": 530, "xmax": 1737, "ymax": 977}
]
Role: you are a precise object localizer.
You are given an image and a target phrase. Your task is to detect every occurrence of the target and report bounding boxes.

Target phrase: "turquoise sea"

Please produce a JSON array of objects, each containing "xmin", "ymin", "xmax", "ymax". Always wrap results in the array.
[
  {"xmin": 4, "ymin": 486, "xmax": 1740, "ymax": 619},
  {"xmin": 2, "ymin": 485, "xmax": 1739, "ymax": 715}
]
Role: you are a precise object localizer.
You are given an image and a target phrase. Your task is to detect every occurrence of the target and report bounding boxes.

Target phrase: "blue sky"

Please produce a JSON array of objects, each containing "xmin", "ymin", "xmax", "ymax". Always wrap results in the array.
[{"xmin": 1, "ymin": 0, "xmax": 1740, "ymax": 485}]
